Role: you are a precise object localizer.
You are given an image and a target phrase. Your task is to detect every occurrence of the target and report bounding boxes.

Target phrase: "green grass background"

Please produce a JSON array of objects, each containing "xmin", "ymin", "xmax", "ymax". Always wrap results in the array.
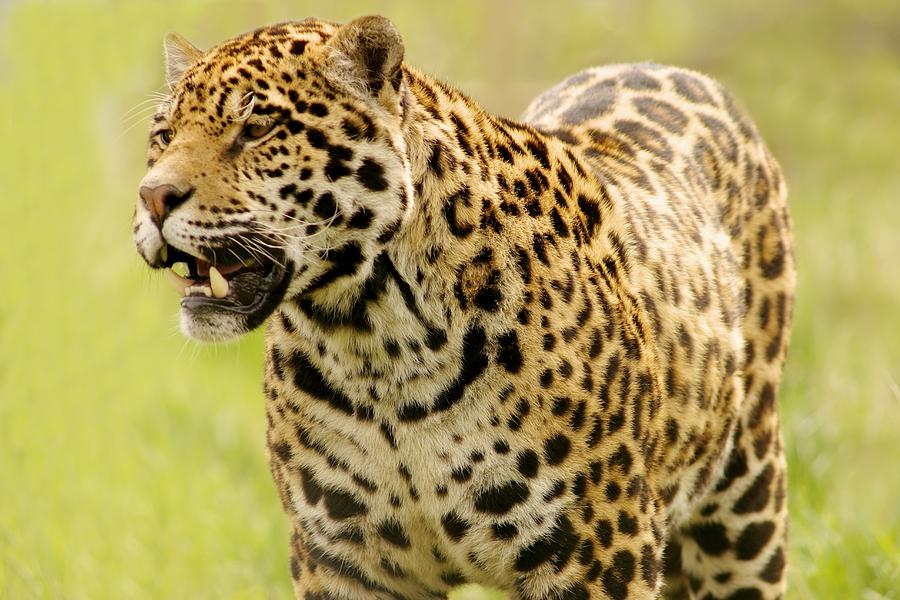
[{"xmin": 1, "ymin": 0, "xmax": 898, "ymax": 598}]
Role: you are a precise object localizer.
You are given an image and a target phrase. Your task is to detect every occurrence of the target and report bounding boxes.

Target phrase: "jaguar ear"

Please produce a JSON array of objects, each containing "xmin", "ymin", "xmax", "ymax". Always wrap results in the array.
[
  {"xmin": 325, "ymin": 16, "xmax": 405, "ymax": 113},
  {"xmin": 164, "ymin": 32, "xmax": 203, "ymax": 90}
]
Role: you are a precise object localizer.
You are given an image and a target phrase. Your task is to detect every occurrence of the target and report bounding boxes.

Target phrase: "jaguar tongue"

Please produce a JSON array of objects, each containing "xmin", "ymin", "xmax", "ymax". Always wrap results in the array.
[{"xmin": 197, "ymin": 258, "xmax": 211, "ymax": 278}]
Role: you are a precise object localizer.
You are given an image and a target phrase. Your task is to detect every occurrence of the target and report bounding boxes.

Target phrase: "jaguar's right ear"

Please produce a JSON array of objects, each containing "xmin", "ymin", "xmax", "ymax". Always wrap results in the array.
[
  {"xmin": 164, "ymin": 32, "xmax": 203, "ymax": 90},
  {"xmin": 324, "ymin": 16, "xmax": 405, "ymax": 115}
]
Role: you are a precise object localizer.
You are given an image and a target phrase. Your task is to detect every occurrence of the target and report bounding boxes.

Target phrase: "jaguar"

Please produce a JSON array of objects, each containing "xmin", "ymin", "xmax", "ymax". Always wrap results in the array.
[{"xmin": 133, "ymin": 15, "xmax": 794, "ymax": 599}]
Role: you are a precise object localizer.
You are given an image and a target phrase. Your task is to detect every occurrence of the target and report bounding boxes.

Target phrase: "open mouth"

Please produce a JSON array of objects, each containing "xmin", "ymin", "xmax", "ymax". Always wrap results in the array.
[{"xmin": 159, "ymin": 243, "xmax": 290, "ymax": 319}]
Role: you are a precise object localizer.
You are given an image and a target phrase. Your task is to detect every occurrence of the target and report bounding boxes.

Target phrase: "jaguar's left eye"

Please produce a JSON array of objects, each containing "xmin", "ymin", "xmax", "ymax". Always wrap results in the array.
[
  {"xmin": 241, "ymin": 121, "xmax": 275, "ymax": 141},
  {"xmin": 158, "ymin": 129, "xmax": 173, "ymax": 146}
]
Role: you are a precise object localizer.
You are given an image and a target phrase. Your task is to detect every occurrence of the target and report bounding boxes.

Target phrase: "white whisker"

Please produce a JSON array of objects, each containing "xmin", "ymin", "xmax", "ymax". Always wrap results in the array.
[
  {"xmin": 118, "ymin": 115, "xmax": 157, "ymax": 141},
  {"xmin": 121, "ymin": 107, "xmax": 160, "ymax": 128},
  {"xmin": 244, "ymin": 209, "xmax": 344, "ymax": 229},
  {"xmin": 238, "ymin": 237, "xmax": 278, "ymax": 262},
  {"xmin": 229, "ymin": 234, "xmax": 285, "ymax": 268},
  {"xmin": 121, "ymin": 101, "xmax": 163, "ymax": 122},
  {"xmin": 256, "ymin": 224, "xmax": 331, "ymax": 243},
  {"xmin": 231, "ymin": 91, "xmax": 256, "ymax": 122}
]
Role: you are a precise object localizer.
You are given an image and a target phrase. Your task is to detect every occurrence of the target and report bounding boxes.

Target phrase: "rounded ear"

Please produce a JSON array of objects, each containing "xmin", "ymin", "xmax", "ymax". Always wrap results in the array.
[
  {"xmin": 164, "ymin": 32, "xmax": 203, "ymax": 90},
  {"xmin": 325, "ymin": 16, "xmax": 405, "ymax": 112}
]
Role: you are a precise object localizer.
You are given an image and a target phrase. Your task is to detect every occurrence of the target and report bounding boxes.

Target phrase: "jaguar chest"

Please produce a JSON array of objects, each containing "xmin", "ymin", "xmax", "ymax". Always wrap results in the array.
[{"xmin": 262, "ymin": 318, "xmax": 587, "ymax": 592}]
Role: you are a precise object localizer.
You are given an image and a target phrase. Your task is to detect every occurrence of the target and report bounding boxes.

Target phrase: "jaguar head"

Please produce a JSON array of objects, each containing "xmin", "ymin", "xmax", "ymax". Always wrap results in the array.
[{"xmin": 134, "ymin": 16, "xmax": 413, "ymax": 341}]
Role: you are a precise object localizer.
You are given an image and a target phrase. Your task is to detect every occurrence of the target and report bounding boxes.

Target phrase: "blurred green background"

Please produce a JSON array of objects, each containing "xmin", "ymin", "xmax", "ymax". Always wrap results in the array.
[{"xmin": 1, "ymin": 0, "xmax": 898, "ymax": 598}]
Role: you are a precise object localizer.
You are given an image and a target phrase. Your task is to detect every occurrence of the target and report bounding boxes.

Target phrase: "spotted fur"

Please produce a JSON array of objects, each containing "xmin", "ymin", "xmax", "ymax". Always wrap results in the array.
[{"xmin": 135, "ymin": 16, "xmax": 795, "ymax": 600}]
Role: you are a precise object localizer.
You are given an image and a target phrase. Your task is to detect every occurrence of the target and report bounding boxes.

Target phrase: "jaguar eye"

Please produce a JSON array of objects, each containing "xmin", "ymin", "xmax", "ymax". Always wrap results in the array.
[
  {"xmin": 158, "ymin": 129, "xmax": 173, "ymax": 146},
  {"xmin": 242, "ymin": 121, "xmax": 275, "ymax": 141}
]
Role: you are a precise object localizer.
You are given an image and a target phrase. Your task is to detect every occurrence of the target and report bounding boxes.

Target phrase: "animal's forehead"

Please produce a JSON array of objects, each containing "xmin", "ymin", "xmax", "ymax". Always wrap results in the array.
[
  {"xmin": 201, "ymin": 19, "xmax": 339, "ymax": 68},
  {"xmin": 169, "ymin": 20, "xmax": 341, "ymax": 121}
]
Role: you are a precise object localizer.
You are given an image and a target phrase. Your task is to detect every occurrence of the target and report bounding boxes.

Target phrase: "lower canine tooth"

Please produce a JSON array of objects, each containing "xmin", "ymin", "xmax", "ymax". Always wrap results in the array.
[{"xmin": 209, "ymin": 266, "xmax": 229, "ymax": 299}]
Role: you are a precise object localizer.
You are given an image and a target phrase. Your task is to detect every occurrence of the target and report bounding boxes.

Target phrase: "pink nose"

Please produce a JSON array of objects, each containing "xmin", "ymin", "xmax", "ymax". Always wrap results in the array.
[{"xmin": 139, "ymin": 184, "xmax": 193, "ymax": 226}]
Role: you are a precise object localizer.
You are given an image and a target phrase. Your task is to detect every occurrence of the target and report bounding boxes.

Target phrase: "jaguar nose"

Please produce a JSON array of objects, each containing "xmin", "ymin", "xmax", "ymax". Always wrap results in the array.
[{"xmin": 139, "ymin": 184, "xmax": 194, "ymax": 226}]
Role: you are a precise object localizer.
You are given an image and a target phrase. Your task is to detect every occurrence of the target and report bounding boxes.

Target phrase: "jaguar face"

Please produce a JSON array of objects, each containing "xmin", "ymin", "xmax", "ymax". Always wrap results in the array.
[{"xmin": 133, "ymin": 18, "xmax": 412, "ymax": 341}]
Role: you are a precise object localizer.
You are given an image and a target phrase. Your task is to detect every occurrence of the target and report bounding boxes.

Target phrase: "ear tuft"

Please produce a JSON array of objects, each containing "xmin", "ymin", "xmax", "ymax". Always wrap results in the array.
[
  {"xmin": 164, "ymin": 32, "xmax": 203, "ymax": 90},
  {"xmin": 326, "ymin": 16, "xmax": 404, "ymax": 108}
]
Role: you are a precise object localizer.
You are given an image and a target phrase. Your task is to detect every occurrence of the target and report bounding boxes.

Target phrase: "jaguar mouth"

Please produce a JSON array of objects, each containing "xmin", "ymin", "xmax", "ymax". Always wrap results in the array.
[{"xmin": 159, "ymin": 242, "xmax": 291, "ymax": 321}]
